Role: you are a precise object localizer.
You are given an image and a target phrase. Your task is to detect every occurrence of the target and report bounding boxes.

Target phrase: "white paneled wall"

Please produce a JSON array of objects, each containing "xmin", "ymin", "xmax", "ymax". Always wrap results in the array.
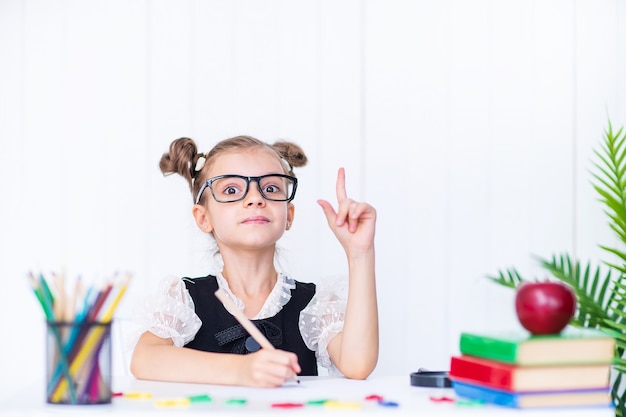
[{"xmin": 0, "ymin": 0, "xmax": 624, "ymax": 402}]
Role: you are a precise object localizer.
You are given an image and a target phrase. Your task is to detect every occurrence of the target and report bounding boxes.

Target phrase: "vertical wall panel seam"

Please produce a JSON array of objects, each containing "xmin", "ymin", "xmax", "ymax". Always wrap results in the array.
[
  {"xmin": 19, "ymin": 0, "xmax": 25, "ymax": 222},
  {"xmin": 189, "ymin": 0, "xmax": 196, "ymax": 132},
  {"xmin": 314, "ymin": 1, "xmax": 321, "ymax": 195},
  {"xmin": 481, "ymin": 0, "xmax": 494, "ymax": 336},
  {"xmin": 529, "ymin": 0, "xmax": 536, "ymax": 255},
  {"xmin": 359, "ymin": 0, "xmax": 366, "ymax": 198},
  {"xmin": 144, "ymin": 0, "xmax": 152, "ymax": 291},
  {"xmin": 232, "ymin": 1, "xmax": 240, "ymax": 127},
  {"xmin": 61, "ymin": 0, "xmax": 69, "ymax": 260},
  {"xmin": 572, "ymin": 0, "xmax": 578, "ymax": 261},
  {"xmin": 443, "ymin": 0, "xmax": 452, "ymax": 354},
  {"xmin": 617, "ymin": 0, "xmax": 621, "ymax": 118},
  {"xmin": 274, "ymin": 2, "xmax": 280, "ymax": 134}
]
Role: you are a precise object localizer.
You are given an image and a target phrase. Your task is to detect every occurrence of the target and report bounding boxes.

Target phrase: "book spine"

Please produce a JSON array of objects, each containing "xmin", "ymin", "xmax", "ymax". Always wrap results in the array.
[
  {"xmin": 449, "ymin": 356, "xmax": 514, "ymax": 390},
  {"xmin": 452, "ymin": 381, "xmax": 519, "ymax": 407},
  {"xmin": 453, "ymin": 381, "xmax": 613, "ymax": 409},
  {"xmin": 459, "ymin": 333, "xmax": 518, "ymax": 363}
]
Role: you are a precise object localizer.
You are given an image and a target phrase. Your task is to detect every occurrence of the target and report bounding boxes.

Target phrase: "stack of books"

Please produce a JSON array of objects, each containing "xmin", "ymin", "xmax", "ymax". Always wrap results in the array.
[{"xmin": 448, "ymin": 326, "xmax": 615, "ymax": 409}]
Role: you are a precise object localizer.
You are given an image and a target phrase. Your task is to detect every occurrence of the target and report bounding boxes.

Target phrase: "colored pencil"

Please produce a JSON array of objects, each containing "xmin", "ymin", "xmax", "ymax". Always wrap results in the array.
[
  {"xmin": 28, "ymin": 270, "xmax": 131, "ymax": 403},
  {"xmin": 27, "ymin": 273, "xmax": 78, "ymax": 403},
  {"xmin": 50, "ymin": 274, "xmax": 130, "ymax": 402}
]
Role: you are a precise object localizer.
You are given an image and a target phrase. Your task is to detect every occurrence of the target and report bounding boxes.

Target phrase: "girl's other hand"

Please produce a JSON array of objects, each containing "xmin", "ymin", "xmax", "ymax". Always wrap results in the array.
[
  {"xmin": 239, "ymin": 349, "xmax": 301, "ymax": 387},
  {"xmin": 318, "ymin": 167, "xmax": 376, "ymax": 255}
]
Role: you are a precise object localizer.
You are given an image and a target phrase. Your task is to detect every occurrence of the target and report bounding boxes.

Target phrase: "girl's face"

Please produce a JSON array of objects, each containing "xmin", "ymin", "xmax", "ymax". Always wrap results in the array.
[{"xmin": 202, "ymin": 149, "xmax": 294, "ymax": 252}]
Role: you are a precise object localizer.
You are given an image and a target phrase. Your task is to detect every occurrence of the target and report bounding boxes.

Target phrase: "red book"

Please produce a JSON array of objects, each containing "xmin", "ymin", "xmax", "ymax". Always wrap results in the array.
[{"xmin": 449, "ymin": 355, "xmax": 610, "ymax": 392}]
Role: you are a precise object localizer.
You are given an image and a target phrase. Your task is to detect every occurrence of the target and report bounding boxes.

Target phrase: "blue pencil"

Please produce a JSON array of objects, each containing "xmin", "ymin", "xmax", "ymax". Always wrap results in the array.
[{"xmin": 46, "ymin": 286, "xmax": 93, "ymax": 398}]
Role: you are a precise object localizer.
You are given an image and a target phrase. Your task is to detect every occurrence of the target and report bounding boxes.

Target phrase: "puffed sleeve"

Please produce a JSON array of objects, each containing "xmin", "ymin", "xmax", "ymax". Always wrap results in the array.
[
  {"xmin": 133, "ymin": 276, "xmax": 202, "ymax": 347},
  {"xmin": 298, "ymin": 277, "xmax": 348, "ymax": 376}
]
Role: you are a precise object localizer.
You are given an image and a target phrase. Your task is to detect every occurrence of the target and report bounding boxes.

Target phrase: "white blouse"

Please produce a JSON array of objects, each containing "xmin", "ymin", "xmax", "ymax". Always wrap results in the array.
[{"xmin": 134, "ymin": 272, "xmax": 346, "ymax": 375}]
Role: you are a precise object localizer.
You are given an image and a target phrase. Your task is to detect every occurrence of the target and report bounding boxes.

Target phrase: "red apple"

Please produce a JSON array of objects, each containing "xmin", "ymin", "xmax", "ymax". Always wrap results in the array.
[{"xmin": 515, "ymin": 281, "xmax": 576, "ymax": 335}]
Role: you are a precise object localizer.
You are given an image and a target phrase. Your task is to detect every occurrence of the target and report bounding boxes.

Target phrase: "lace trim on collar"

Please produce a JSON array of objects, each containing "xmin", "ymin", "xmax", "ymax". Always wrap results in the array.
[{"xmin": 215, "ymin": 273, "xmax": 296, "ymax": 320}]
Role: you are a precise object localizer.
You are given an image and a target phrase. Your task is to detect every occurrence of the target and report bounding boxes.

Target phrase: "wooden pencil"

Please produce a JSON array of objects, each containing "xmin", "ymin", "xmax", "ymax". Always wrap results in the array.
[{"xmin": 214, "ymin": 288, "xmax": 300, "ymax": 383}]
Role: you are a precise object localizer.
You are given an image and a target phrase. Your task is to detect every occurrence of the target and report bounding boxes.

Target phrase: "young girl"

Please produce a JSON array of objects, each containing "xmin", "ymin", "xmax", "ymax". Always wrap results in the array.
[{"xmin": 130, "ymin": 135, "xmax": 378, "ymax": 387}]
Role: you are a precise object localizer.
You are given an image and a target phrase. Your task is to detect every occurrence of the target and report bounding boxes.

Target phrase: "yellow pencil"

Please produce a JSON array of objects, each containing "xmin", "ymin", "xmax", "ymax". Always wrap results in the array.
[{"xmin": 51, "ymin": 275, "xmax": 131, "ymax": 402}]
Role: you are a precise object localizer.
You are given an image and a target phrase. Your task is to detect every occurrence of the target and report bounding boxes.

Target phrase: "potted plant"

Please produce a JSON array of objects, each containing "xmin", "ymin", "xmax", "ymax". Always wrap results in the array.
[{"xmin": 487, "ymin": 121, "xmax": 626, "ymax": 415}]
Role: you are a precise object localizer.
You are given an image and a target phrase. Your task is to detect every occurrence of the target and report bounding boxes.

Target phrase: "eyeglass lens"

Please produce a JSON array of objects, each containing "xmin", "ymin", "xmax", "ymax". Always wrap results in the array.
[{"xmin": 211, "ymin": 175, "xmax": 295, "ymax": 202}]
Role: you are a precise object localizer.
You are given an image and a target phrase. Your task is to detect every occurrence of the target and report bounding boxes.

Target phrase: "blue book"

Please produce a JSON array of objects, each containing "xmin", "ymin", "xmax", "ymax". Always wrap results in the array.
[{"xmin": 452, "ymin": 381, "xmax": 612, "ymax": 409}]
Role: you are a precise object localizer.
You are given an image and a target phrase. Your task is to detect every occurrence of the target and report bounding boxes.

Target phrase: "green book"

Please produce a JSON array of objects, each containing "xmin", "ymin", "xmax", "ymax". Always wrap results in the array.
[{"xmin": 459, "ymin": 326, "xmax": 615, "ymax": 366}]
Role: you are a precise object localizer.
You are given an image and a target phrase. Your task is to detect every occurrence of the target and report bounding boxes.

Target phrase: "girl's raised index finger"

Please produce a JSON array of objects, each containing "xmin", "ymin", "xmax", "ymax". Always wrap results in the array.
[{"xmin": 336, "ymin": 167, "xmax": 347, "ymax": 201}]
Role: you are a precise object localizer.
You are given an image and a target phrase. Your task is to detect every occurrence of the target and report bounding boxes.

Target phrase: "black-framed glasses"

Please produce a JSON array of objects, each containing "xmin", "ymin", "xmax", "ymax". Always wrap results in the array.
[{"xmin": 195, "ymin": 174, "xmax": 298, "ymax": 204}]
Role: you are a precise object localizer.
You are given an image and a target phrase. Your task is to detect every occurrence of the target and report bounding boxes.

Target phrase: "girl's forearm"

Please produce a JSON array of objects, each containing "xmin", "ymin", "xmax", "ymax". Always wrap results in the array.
[
  {"xmin": 329, "ymin": 248, "xmax": 379, "ymax": 379},
  {"xmin": 130, "ymin": 333, "xmax": 242, "ymax": 385}
]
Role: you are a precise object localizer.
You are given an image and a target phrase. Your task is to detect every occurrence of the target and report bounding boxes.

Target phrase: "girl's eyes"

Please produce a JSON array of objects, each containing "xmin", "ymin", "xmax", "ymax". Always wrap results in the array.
[
  {"xmin": 210, "ymin": 176, "xmax": 290, "ymax": 200},
  {"xmin": 223, "ymin": 185, "xmax": 242, "ymax": 195},
  {"xmin": 263, "ymin": 184, "xmax": 280, "ymax": 194},
  {"xmin": 221, "ymin": 184, "xmax": 280, "ymax": 195}
]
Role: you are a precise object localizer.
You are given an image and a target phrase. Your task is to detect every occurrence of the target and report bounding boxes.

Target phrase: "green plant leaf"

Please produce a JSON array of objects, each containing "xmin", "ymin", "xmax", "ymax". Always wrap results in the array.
[
  {"xmin": 486, "ymin": 119, "xmax": 626, "ymax": 411},
  {"xmin": 485, "ymin": 268, "xmax": 525, "ymax": 289},
  {"xmin": 534, "ymin": 254, "xmax": 611, "ymax": 328}
]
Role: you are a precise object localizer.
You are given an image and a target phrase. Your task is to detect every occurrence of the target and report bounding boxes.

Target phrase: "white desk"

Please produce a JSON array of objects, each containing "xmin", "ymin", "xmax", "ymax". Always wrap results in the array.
[{"xmin": 1, "ymin": 376, "xmax": 614, "ymax": 416}]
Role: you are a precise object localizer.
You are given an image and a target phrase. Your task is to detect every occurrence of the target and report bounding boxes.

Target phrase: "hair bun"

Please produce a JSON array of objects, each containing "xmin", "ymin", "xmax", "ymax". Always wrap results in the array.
[{"xmin": 273, "ymin": 141, "xmax": 308, "ymax": 168}]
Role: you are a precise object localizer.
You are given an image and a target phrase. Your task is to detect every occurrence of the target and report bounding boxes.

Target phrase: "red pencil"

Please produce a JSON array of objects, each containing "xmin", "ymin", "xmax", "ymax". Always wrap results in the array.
[{"xmin": 87, "ymin": 283, "xmax": 113, "ymax": 322}]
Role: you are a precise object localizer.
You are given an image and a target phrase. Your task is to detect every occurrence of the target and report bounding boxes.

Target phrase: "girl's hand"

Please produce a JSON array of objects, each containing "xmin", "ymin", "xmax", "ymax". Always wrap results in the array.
[
  {"xmin": 239, "ymin": 349, "xmax": 301, "ymax": 387},
  {"xmin": 318, "ymin": 168, "xmax": 376, "ymax": 255}
]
